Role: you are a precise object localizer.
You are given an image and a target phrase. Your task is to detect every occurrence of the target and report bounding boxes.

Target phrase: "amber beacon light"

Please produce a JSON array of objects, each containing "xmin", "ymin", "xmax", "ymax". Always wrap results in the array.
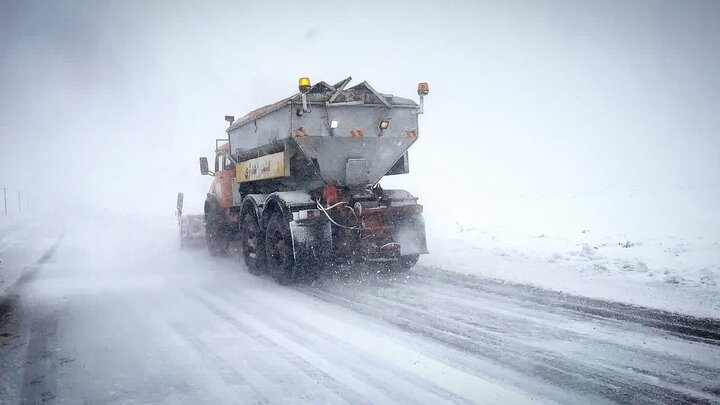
[
  {"xmin": 298, "ymin": 77, "xmax": 312, "ymax": 114},
  {"xmin": 299, "ymin": 77, "xmax": 312, "ymax": 93},
  {"xmin": 417, "ymin": 82, "xmax": 429, "ymax": 114},
  {"xmin": 417, "ymin": 82, "xmax": 429, "ymax": 96}
]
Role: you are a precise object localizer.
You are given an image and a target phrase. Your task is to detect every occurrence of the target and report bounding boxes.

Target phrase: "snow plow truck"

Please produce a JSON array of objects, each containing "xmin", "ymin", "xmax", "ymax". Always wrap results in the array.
[{"xmin": 199, "ymin": 77, "xmax": 429, "ymax": 284}]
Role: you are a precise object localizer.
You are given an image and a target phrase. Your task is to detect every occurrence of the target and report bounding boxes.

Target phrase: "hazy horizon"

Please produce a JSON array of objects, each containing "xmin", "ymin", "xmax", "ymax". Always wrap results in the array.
[{"xmin": 2, "ymin": 0, "xmax": 719, "ymax": 216}]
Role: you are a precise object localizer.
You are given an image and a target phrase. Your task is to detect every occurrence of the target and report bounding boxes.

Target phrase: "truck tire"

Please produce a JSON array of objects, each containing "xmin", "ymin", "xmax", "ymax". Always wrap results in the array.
[
  {"xmin": 241, "ymin": 212, "xmax": 265, "ymax": 275},
  {"xmin": 206, "ymin": 218, "xmax": 228, "ymax": 256},
  {"xmin": 265, "ymin": 212, "xmax": 297, "ymax": 285},
  {"xmin": 205, "ymin": 200, "xmax": 228, "ymax": 256},
  {"xmin": 207, "ymin": 230, "xmax": 229, "ymax": 256}
]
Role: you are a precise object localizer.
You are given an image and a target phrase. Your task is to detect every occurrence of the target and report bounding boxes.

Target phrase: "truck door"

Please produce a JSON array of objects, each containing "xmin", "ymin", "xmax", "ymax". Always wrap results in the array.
[{"xmin": 212, "ymin": 153, "xmax": 234, "ymax": 208}]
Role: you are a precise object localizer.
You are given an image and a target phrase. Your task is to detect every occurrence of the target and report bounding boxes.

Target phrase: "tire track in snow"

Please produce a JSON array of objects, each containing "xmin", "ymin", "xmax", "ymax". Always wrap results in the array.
[
  {"xmin": 188, "ymin": 252, "xmax": 719, "ymax": 403},
  {"xmin": 184, "ymin": 290, "xmax": 380, "ymax": 405},
  {"xmin": 0, "ymin": 231, "xmax": 65, "ymax": 332},
  {"xmin": 394, "ymin": 282, "xmax": 720, "ymax": 390},
  {"xmin": 0, "ymin": 230, "xmax": 65, "ymax": 404},
  {"xmin": 170, "ymin": 321, "xmax": 271, "ymax": 404},
  {"xmin": 1, "ymin": 230, "xmax": 65, "ymax": 293},
  {"xmin": 416, "ymin": 266, "xmax": 720, "ymax": 343},
  {"xmin": 205, "ymin": 285, "xmax": 474, "ymax": 405},
  {"xmin": 197, "ymin": 285, "xmax": 542, "ymax": 404},
  {"xmin": 19, "ymin": 311, "xmax": 61, "ymax": 404},
  {"xmin": 369, "ymin": 279, "xmax": 720, "ymax": 398},
  {"xmin": 165, "ymin": 290, "xmax": 360, "ymax": 404},
  {"xmin": 301, "ymin": 281, "xmax": 716, "ymax": 404}
]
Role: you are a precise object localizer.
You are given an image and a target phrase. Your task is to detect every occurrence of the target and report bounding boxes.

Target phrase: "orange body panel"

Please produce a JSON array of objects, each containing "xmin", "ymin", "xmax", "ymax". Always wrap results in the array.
[
  {"xmin": 209, "ymin": 143, "xmax": 234, "ymax": 209},
  {"xmin": 210, "ymin": 169, "xmax": 234, "ymax": 208}
]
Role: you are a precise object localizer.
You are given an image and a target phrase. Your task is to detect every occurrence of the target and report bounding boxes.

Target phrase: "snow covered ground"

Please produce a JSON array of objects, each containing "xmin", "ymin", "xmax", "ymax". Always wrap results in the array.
[
  {"xmin": 1, "ymin": 212, "xmax": 718, "ymax": 404},
  {"xmin": 421, "ymin": 188, "xmax": 720, "ymax": 317},
  {"xmin": 0, "ymin": 214, "xmax": 60, "ymax": 296}
]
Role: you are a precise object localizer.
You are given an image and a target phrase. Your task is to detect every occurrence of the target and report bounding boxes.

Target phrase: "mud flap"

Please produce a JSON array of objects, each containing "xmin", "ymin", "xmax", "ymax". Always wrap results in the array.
[
  {"xmin": 289, "ymin": 219, "xmax": 333, "ymax": 264},
  {"xmin": 394, "ymin": 215, "xmax": 428, "ymax": 256}
]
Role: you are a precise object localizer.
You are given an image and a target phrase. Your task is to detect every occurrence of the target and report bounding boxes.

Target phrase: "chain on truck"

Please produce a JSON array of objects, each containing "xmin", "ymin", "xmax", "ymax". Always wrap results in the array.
[{"xmin": 199, "ymin": 76, "xmax": 430, "ymax": 284}]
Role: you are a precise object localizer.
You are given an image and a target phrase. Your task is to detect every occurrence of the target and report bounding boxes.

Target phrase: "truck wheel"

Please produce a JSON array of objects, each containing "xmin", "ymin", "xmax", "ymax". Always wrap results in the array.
[
  {"xmin": 206, "ymin": 220, "xmax": 228, "ymax": 256},
  {"xmin": 265, "ymin": 212, "xmax": 297, "ymax": 285},
  {"xmin": 208, "ymin": 232, "xmax": 228, "ymax": 256},
  {"xmin": 241, "ymin": 213, "xmax": 265, "ymax": 275}
]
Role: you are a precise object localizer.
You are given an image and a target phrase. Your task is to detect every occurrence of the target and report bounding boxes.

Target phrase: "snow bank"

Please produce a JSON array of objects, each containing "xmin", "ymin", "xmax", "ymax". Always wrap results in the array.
[{"xmin": 421, "ymin": 188, "xmax": 720, "ymax": 318}]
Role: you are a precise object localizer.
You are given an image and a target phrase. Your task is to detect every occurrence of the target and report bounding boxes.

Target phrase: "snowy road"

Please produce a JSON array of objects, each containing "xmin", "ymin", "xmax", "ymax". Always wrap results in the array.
[{"xmin": 1, "ymin": 214, "xmax": 719, "ymax": 404}]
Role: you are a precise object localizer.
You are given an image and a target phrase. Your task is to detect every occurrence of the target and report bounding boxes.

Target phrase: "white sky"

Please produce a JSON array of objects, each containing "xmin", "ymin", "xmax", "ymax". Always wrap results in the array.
[{"xmin": 1, "ymin": 0, "xmax": 719, "ymax": 215}]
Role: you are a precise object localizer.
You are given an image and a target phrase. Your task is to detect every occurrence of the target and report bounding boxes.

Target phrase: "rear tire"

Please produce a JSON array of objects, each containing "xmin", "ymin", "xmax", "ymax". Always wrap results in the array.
[
  {"xmin": 207, "ymin": 231, "xmax": 229, "ymax": 256},
  {"xmin": 205, "ymin": 201, "xmax": 229, "ymax": 256},
  {"xmin": 206, "ymin": 219, "xmax": 228, "ymax": 256},
  {"xmin": 241, "ymin": 212, "xmax": 265, "ymax": 275},
  {"xmin": 265, "ymin": 212, "xmax": 297, "ymax": 285}
]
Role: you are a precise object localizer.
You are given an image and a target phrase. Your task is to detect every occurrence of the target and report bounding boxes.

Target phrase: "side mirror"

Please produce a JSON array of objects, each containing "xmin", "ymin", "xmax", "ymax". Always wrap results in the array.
[{"xmin": 199, "ymin": 157, "xmax": 210, "ymax": 175}]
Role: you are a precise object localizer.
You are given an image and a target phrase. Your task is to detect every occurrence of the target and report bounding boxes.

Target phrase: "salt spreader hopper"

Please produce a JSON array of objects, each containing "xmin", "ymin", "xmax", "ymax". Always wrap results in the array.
[{"xmin": 199, "ymin": 77, "xmax": 429, "ymax": 284}]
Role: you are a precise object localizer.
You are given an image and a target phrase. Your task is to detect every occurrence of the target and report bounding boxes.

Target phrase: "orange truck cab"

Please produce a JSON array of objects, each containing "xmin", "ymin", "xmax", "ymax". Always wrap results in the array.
[{"xmin": 208, "ymin": 142, "xmax": 234, "ymax": 209}]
